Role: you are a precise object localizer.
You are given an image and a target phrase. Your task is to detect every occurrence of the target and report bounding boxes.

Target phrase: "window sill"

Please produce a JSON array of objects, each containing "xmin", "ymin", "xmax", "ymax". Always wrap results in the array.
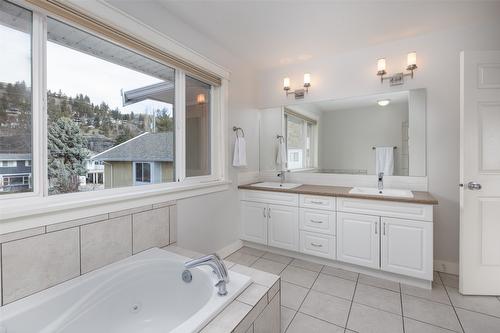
[{"xmin": 0, "ymin": 180, "xmax": 231, "ymax": 233}]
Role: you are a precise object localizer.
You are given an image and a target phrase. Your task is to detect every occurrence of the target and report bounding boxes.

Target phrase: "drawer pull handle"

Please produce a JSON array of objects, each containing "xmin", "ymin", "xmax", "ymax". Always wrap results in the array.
[
  {"xmin": 310, "ymin": 220, "xmax": 323, "ymax": 224},
  {"xmin": 310, "ymin": 242, "xmax": 323, "ymax": 248},
  {"xmin": 310, "ymin": 201, "xmax": 324, "ymax": 205}
]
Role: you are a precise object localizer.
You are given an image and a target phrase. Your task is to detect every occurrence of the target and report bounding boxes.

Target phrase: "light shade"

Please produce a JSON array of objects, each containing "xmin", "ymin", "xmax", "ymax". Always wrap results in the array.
[
  {"xmin": 283, "ymin": 77, "xmax": 290, "ymax": 90},
  {"xmin": 303, "ymin": 73, "xmax": 311, "ymax": 86},
  {"xmin": 377, "ymin": 58, "xmax": 386, "ymax": 72},
  {"xmin": 407, "ymin": 52, "xmax": 417, "ymax": 67},
  {"xmin": 377, "ymin": 99, "xmax": 391, "ymax": 106},
  {"xmin": 196, "ymin": 93, "xmax": 206, "ymax": 104}
]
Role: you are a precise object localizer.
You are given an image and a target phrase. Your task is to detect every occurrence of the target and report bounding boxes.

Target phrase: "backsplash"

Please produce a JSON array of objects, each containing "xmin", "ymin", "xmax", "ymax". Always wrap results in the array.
[{"xmin": 0, "ymin": 201, "xmax": 177, "ymax": 305}]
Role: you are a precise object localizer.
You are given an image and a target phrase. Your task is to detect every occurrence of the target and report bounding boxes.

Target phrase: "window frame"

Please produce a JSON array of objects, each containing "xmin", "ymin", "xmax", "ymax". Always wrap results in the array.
[
  {"xmin": 285, "ymin": 112, "xmax": 318, "ymax": 170},
  {"xmin": 0, "ymin": 0, "xmax": 229, "ymax": 222}
]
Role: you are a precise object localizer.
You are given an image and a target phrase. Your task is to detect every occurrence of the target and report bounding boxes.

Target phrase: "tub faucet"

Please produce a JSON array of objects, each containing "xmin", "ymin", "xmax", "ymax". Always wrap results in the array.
[
  {"xmin": 185, "ymin": 254, "xmax": 229, "ymax": 296},
  {"xmin": 378, "ymin": 172, "xmax": 384, "ymax": 192}
]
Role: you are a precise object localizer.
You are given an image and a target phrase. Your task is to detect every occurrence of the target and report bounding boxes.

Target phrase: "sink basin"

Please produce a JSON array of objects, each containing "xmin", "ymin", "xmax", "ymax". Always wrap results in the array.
[
  {"xmin": 250, "ymin": 182, "xmax": 302, "ymax": 189},
  {"xmin": 349, "ymin": 187, "xmax": 414, "ymax": 198}
]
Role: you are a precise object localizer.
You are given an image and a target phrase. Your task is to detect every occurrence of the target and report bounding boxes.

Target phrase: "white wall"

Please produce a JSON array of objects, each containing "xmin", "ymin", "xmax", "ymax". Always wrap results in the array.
[
  {"xmin": 318, "ymin": 102, "xmax": 408, "ymax": 175},
  {"xmin": 106, "ymin": 1, "xmax": 260, "ymax": 253},
  {"xmin": 256, "ymin": 21, "xmax": 500, "ymax": 269}
]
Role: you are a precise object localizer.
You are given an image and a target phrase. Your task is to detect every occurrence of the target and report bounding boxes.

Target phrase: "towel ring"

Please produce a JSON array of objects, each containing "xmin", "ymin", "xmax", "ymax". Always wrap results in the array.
[
  {"xmin": 233, "ymin": 126, "xmax": 245, "ymax": 138},
  {"xmin": 276, "ymin": 135, "xmax": 284, "ymax": 142}
]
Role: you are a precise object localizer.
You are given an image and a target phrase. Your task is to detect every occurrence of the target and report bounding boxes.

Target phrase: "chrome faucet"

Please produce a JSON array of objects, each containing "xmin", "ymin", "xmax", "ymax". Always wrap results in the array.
[
  {"xmin": 378, "ymin": 172, "xmax": 384, "ymax": 192},
  {"xmin": 184, "ymin": 254, "xmax": 229, "ymax": 296},
  {"xmin": 277, "ymin": 170, "xmax": 289, "ymax": 184}
]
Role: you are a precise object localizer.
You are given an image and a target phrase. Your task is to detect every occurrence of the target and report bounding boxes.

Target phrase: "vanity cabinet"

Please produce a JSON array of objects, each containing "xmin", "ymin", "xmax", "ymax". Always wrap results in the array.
[
  {"xmin": 240, "ymin": 201, "xmax": 268, "ymax": 245},
  {"xmin": 240, "ymin": 191, "xmax": 299, "ymax": 250},
  {"xmin": 239, "ymin": 189, "xmax": 434, "ymax": 282},
  {"xmin": 380, "ymin": 217, "xmax": 433, "ymax": 280},
  {"xmin": 268, "ymin": 204, "xmax": 299, "ymax": 251},
  {"xmin": 337, "ymin": 212, "xmax": 380, "ymax": 269}
]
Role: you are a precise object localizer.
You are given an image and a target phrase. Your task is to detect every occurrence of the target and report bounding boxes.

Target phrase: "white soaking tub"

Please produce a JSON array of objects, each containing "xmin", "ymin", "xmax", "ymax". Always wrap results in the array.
[{"xmin": 0, "ymin": 248, "xmax": 251, "ymax": 333}]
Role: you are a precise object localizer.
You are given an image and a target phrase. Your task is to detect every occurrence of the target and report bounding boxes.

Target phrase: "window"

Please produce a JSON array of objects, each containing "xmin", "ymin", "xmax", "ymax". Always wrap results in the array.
[
  {"xmin": 134, "ymin": 162, "xmax": 152, "ymax": 184},
  {"xmin": 285, "ymin": 112, "xmax": 317, "ymax": 170},
  {"xmin": 186, "ymin": 76, "xmax": 211, "ymax": 177},
  {"xmin": 46, "ymin": 18, "xmax": 175, "ymax": 195},
  {"xmin": 0, "ymin": 0, "xmax": 224, "ymax": 206},
  {"xmin": 0, "ymin": 1, "xmax": 32, "ymax": 194}
]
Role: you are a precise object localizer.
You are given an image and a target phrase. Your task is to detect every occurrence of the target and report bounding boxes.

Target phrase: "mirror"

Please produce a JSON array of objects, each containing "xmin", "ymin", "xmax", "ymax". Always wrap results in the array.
[{"xmin": 259, "ymin": 89, "xmax": 426, "ymax": 177}]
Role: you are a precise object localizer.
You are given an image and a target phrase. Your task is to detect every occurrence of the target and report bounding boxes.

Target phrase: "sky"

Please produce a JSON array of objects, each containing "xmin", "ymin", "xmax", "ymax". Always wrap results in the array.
[{"xmin": 0, "ymin": 24, "xmax": 173, "ymax": 116}]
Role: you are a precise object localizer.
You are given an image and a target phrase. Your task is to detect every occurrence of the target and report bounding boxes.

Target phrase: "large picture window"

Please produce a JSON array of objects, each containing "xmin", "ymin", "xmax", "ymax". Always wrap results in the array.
[
  {"xmin": 0, "ymin": 0, "xmax": 223, "ymax": 207},
  {"xmin": 46, "ymin": 18, "xmax": 175, "ymax": 195},
  {"xmin": 0, "ymin": 1, "xmax": 32, "ymax": 194}
]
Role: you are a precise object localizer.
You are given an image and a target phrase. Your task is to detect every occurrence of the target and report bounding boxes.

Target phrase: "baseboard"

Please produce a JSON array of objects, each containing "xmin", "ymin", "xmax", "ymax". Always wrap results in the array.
[
  {"xmin": 217, "ymin": 240, "xmax": 243, "ymax": 258},
  {"xmin": 434, "ymin": 260, "xmax": 459, "ymax": 275}
]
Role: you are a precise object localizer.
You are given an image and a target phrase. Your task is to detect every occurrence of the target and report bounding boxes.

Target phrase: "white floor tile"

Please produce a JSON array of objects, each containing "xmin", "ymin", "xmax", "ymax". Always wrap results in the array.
[
  {"xmin": 456, "ymin": 307, "xmax": 500, "ymax": 333},
  {"xmin": 402, "ymin": 294, "xmax": 462, "ymax": 332},
  {"xmin": 446, "ymin": 286, "xmax": 500, "ymax": 318},
  {"xmin": 289, "ymin": 258, "xmax": 323, "ymax": 272},
  {"xmin": 281, "ymin": 265, "xmax": 319, "ymax": 288},
  {"xmin": 402, "ymin": 281, "xmax": 451, "ymax": 305},
  {"xmin": 299, "ymin": 290, "xmax": 351, "ymax": 327},
  {"xmin": 280, "ymin": 306, "xmax": 296, "ymax": 333},
  {"xmin": 281, "ymin": 281, "xmax": 309, "ymax": 310},
  {"xmin": 321, "ymin": 265, "xmax": 359, "ymax": 281},
  {"xmin": 251, "ymin": 258, "xmax": 287, "ymax": 275},
  {"xmin": 347, "ymin": 302, "xmax": 403, "ymax": 333},
  {"xmin": 312, "ymin": 273, "xmax": 356, "ymax": 300},
  {"xmin": 354, "ymin": 283, "xmax": 402, "ymax": 315},
  {"xmin": 404, "ymin": 317, "xmax": 459, "ymax": 333},
  {"xmin": 286, "ymin": 313, "xmax": 344, "ymax": 333},
  {"xmin": 358, "ymin": 274, "xmax": 400, "ymax": 292},
  {"xmin": 226, "ymin": 251, "xmax": 260, "ymax": 266},
  {"xmin": 262, "ymin": 252, "xmax": 293, "ymax": 265}
]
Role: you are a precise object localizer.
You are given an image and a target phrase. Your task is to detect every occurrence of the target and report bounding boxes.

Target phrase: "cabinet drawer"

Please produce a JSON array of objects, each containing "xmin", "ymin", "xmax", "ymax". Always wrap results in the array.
[
  {"xmin": 240, "ymin": 190, "xmax": 299, "ymax": 207},
  {"xmin": 299, "ymin": 209, "xmax": 336, "ymax": 235},
  {"xmin": 300, "ymin": 231, "xmax": 336, "ymax": 259},
  {"xmin": 337, "ymin": 197, "xmax": 433, "ymax": 222},
  {"xmin": 300, "ymin": 195, "xmax": 335, "ymax": 210}
]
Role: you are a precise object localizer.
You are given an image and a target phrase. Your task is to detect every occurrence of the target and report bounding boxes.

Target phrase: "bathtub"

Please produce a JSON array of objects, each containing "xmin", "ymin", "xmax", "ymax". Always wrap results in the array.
[{"xmin": 0, "ymin": 248, "xmax": 251, "ymax": 333}]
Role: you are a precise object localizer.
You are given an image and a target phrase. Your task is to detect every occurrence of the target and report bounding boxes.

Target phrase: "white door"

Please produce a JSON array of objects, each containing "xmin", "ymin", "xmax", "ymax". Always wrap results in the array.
[
  {"xmin": 240, "ymin": 201, "xmax": 268, "ymax": 245},
  {"xmin": 337, "ymin": 212, "xmax": 380, "ymax": 269},
  {"xmin": 268, "ymin": 204, "xmax": 299, "ymax": 251},
  {"xmin": 381, "ymin": 217, "xmax": 433, "ymax": 280},
  {"xmin": 460, "ymin": 51, "xmax": 500, "ymax": 295}
]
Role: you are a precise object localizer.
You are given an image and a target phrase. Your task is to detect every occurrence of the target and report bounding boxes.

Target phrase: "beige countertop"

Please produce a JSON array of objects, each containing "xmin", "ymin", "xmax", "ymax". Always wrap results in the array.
[{"xmin": 238, "ymin": 183, "xmax": 438, "ymax": 205}]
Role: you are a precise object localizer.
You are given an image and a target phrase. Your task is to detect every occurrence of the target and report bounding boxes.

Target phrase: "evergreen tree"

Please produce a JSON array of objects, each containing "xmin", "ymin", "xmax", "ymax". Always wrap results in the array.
[{"xmin": 47, "ymin": 117, "xmax": 90, "ymax": 194}]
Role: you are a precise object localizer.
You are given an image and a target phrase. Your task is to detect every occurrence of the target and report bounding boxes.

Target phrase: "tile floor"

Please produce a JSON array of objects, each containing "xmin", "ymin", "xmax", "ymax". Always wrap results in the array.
[{"xmin": 226, "ymin": 247, "xmax": 500, "ymax": 333}]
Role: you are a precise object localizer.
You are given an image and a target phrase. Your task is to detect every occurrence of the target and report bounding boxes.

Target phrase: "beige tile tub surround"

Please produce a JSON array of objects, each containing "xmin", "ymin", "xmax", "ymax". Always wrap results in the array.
[
  {"xmin": 81, "ymin": 215, "xmax": 133, "ymax": 273},
  {"xmin": 1, "ymin": 228, "xmax": 80, "ymax": 304},
  {"xmin": 132, "ymin": 207, "xmax": 170, "ymax": 254},
  {"xmin": 0, "ymin": 202, "xmax": 176, "ymax": 306}
]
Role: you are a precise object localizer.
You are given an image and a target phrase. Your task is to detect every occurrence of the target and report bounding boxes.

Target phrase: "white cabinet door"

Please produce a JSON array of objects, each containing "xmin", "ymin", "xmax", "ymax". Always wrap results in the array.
[
  {"xmin": 381, "ymin": 217, "xmax": 433, "ymax": 280},
  {"xmin": 240, "ymin": 201, "xmax": 268, "ymax": 245},
  {"xmin": 337, "ymin": 212, "xmax": 380, "ymax": 269},
  {"xmin": 268, "ymin": 204, "xmax": 299, "ymax": 251}
]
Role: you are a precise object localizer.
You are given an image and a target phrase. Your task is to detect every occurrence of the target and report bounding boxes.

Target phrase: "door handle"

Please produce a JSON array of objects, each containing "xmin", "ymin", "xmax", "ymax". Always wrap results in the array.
[
  {"xmin": 263, "ymin": 208, "xmax": 267, "ymax": 218},
  {"xmin": 383, "ymin": 222, "xmax": 386, "ymax": 236},
  {"xmin": 310, "ymin": 242, "xmax": 323, "ymax": 248},
  {"xmin": 310, "ymin": 220, "xmax": 323, "ymax": 224},
  {"xmin": 467, "ymin": 182, "xmax": 482, "ymax": 190},
  {"xmin": 374, "ymin": 221, "xmax": 378, "ymax": 235},
  {"xmin": 268, "ymin": 208, "xmax": 271, "ymax": 218}
]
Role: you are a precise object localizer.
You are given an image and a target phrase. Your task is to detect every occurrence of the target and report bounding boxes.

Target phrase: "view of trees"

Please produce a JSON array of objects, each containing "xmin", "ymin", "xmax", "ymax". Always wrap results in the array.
[{"xmin": 0, "ymin": 81, "xmax": 174, "ymax": 194}]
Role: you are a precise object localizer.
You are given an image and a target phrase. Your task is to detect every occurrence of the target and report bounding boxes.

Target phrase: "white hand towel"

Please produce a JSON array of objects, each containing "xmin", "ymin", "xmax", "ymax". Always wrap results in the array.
[
  {"xmin": 232, "ymin": 136, "xmax": 247, "ymax": 167},
  {"xmin": 276, "ymin": 139, "xmax": 287, "ymax": 167},
  {"xmin": 375, "ymin": 147, "xmax": 394, "ymax": 176}
]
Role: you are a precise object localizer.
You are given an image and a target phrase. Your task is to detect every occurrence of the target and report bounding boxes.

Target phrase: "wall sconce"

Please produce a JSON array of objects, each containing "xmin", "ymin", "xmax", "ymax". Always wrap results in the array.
[
  {"xmin": 196, "ymin": 93, "xmax": 206, "ymax": 104},
  {"xmin": 377, "ymin": 52, "xmax": 418, "ymax": 86},
  {"xmin": 283, "ymin": 73, "xmax": 311, "ymax": 99}
]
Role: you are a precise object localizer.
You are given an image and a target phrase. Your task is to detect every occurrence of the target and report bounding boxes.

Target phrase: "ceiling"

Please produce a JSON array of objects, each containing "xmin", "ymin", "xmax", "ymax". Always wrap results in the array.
[{"xmin": 108, "ymin": 0, "xmax": 500, "ymax": 70}]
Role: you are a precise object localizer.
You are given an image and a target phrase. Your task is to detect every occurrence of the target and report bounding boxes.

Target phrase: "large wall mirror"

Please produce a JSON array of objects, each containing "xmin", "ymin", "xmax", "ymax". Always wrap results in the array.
[{"xmin": 259, "ymin": 89, "xmax": 426, "ymax": 177}]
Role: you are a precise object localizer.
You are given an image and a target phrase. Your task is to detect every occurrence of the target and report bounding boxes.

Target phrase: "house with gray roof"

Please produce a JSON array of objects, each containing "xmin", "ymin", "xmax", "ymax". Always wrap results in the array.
[
  {"xmin": 92, "ymin": 132, "xmax": 174, "ymax": 189},
  {"xmin": 0, "ymin": 153, "xmax": 32, "ymax": 193}
]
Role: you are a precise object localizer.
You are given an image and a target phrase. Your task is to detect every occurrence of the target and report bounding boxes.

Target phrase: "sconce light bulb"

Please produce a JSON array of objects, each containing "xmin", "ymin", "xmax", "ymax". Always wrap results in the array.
[
  {"xmin": 196, "ymin": 93, "xmax": 206, "ymax": 104},
  {"xmin": 377, "ymin": 99, "xmax": 391, "ymax": 107},
  {"xmin": 283, "ymin": 77, "xmax": 291, "ymax": 91},
  {"xmin": 303, "ymin": 73, "xmax": 311, "ymax": 87},
  {"xmin": 377, "ymin": 58, "xmax": 386, "ymax": 72}
]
